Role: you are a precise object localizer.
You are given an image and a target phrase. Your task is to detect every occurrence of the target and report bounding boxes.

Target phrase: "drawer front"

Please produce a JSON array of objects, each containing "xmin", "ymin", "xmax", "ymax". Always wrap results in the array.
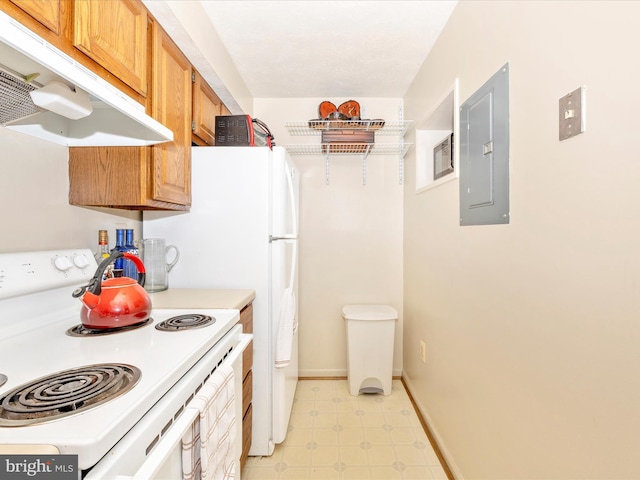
[
  {"xmin": 242, "ymin": 339, "xmax": 253, "ymax": 381},
  {"xmin": 242, "ymin": 370, "xmax": 252, "ymax": 416},
  {"xmin": 241, "ymin": 403, "xmax": 252, "ymax": 467},
  {"xmin": 239, "ymin": 303, "xmax": 253, "ymax": 334}
]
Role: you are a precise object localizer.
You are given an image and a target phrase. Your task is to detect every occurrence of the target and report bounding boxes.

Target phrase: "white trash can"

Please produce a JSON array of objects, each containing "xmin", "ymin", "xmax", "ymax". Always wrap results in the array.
[{"xmin": 342, "ymin": 304, "xmax": 397, "ymax": 396}]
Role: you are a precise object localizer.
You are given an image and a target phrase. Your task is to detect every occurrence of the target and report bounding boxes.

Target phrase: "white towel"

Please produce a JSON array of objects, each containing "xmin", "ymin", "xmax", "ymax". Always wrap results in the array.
[
  {"xmin": 275, "ymin": 287, "xmax": 297, "ymax": 368},
  {"xmin": 182, "ymin": 415, "xmax": 201, "ymax": 480},
  {"xmin": 182, "ymin": 363, "xmax": 236, "ymax": 480}
]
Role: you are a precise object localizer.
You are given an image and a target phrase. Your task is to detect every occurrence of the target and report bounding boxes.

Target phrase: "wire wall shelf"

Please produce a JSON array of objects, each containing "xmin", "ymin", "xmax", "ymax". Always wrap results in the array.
[
  {"xmin": 284, "ymin": 120, "xmax": 412, "ymax": 136},
  {"xmin": 284, "ymin": 143, "xmax": 412, "ymax": 157},
  {"xmin": 284, "ymin": 108, "xmax": 411, "ymax": 185}
]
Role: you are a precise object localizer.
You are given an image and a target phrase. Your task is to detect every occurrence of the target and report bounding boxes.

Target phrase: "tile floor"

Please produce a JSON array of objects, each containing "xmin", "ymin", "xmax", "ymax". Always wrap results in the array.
[{"xmin": 243, "ymin": 379, "xmax": 448, "ymax": 480}]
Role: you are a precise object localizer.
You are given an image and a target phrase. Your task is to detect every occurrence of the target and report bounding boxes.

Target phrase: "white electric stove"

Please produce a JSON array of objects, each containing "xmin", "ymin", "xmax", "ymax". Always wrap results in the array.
[{"xmin": 0, "ymin": 249, "xmax": 250, "ymax": 478}]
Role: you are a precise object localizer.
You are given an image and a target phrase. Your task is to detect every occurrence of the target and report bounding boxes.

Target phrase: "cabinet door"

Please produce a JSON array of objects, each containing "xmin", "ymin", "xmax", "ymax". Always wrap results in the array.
[
  {"xmin": 68, "ymin": 12, "xmax": 192, "ymax": 211},
  {"xmin": 69, "ymin": 146, "xmax": 149, "ymax": 208},
  {"xmin": 68, "ymin": 144, "xmax": 191, "ymax": 210},
  {"xmin": 73, "ymin": 0, "xmax": 148, "ymax": 96},
  {"xmin": 150, "ymin": 23, "xmax": 192, "ymax": 206},
  {"xmin": 8, "ymin": 0, "xmax": 66, "ymax": 35},
  {"xmin": 192, "ymin": 70, "xmax": 222, "ymax": 146}
]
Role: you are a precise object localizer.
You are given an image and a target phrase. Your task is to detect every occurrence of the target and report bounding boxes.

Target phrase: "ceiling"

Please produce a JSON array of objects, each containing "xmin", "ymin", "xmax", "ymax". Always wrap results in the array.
[{"xmin": 199, "ymin": 1, "xmax": 458, "ymax": 98}]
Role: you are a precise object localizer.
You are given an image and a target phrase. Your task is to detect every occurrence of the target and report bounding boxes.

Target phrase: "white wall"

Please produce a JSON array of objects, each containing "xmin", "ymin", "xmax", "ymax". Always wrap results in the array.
[
  {"xmin": 0, "ymin": 128, "xmax": 140, "ymax": 252},
  {"xmin": 254, "ymin": 98, "xmax": 404, "ymax": 378},
  {"xmin": 403, "ymin": 1, "xmax": 640, "ymax": 479}
]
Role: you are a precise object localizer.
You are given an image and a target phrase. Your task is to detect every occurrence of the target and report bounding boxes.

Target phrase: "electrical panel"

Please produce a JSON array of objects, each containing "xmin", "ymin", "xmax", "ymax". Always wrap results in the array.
[{"xmin": 459, "ymin": 63, "xmax": 510, "ymax": 226}]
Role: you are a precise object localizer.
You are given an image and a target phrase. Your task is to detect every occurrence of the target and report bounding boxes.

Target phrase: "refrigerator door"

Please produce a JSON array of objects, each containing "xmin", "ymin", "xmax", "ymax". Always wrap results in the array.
[
  {"xmin": 271, "ymin": 150, "xmax": 299, "ymax": 239},
  {"xmin": 270, "ymin": 149, "xmax": 300, "ymax": 444},
  {"xmin": 271, "ymin": 237, "xmax": 298, "ymax": 444}
]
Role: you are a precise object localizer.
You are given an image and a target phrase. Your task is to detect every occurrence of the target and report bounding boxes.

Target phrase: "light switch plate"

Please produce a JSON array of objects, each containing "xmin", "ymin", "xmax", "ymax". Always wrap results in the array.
[{"xmin": 559, "ymin": 86, "xmax": 586, "ymax": 141}]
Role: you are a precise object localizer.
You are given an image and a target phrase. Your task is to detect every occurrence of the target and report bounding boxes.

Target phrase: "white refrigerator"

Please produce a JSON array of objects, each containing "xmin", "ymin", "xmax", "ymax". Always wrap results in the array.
[{"xmin": 143, "ymin": 146, "xmax": 299, "ymax": 457}]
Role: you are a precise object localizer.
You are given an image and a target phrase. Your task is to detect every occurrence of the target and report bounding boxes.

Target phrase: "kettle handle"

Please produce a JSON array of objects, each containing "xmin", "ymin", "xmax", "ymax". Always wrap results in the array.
[
  {"xmin": 72, "ymin": 249, "xmax": 146, "ymax": 298},
  {"xmin": 122, "ymin": 252, "xmax": 146, "ymax": 287}
]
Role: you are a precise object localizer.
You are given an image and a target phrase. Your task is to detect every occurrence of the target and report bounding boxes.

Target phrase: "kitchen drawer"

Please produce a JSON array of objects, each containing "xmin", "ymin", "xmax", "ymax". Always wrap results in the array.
[
  {"xmin": 239, "ymin": 303, "xmax": 253, "ymax": 334},
  {"xmin": 243, "ymin": 339, "xmax": 253, "ymax": 381},
  {"xmin": 242, "ymin": 370, "xmax": 252, "ymax": 417},
  {"xmin": 241, "ymin": 403, "xmax": 252, "ymax": 468}
]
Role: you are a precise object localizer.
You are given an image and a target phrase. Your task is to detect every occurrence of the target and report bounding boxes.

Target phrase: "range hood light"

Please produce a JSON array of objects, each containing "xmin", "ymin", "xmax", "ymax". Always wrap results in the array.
[{"xmin": 29, "ymin": 81, "xmax": 93, "ymax": 120}]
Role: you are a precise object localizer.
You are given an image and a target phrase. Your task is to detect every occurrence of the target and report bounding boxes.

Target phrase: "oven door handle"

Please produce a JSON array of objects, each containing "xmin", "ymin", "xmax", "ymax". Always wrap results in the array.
[
  {"xmin": 126, "ymin": 333, "xmax": 252, "ymax": 480},
  {"xmin": 126, "ymin": 407, "xmax": 198, "ymax": 480}
]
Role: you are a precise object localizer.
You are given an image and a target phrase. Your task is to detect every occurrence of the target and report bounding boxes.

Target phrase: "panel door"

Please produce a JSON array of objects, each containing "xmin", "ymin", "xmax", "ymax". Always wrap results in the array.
[
  {"xmin": 459, "ymin": 63, "xmax": 510, "ymax": 226},
  {"xmin": 9, "ymin": 0, "xmax": 66, "ymax": 35},
  {"xmin": 73, "ymin": 0, "xmax": 148, "ymax": 96},
  {"xmin": 150, "ymin": 23, "xmax": 192, "ymax": 206},
  {"xmin": 192, "ymin": 70, "xmax": 222, "ymax": 146},
  {"xmin": 467, "ymin": 91, "xmax": 494, "ymax": 208}
]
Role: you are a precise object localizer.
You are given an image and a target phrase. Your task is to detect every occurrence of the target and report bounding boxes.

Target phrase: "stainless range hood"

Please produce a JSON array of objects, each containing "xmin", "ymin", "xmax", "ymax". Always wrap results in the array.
[{"xmin": 0, "ymin": 11, "xmax": 173, "ymax": 147}]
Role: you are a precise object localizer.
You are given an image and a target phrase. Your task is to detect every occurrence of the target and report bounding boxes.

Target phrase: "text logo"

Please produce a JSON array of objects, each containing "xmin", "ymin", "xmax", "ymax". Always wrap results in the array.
[{"xmin": 0, "ymin": 455, "xmax": 77, "ymax": 479}]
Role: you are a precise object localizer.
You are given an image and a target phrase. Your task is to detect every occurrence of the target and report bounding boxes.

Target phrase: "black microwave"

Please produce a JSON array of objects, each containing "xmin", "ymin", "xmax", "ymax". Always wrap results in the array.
[{"xmin": 433, "ymin": 133, "xmax": 454, "ymax": 180}]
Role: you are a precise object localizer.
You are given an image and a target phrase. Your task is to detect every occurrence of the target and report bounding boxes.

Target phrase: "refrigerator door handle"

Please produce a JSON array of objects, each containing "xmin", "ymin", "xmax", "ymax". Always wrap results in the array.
[
  {"xmin": 285, "ymin": 160, "xmax": 298, "ymax": 237},
  {"xmin": 269, "ymin": 234, "xmax": 298, "ymax": 242}
]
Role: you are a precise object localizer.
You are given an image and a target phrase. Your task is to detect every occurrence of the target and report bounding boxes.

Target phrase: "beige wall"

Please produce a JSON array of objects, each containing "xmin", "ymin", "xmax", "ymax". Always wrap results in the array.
[
  {"xmin": 254, "ymin": 98, "xmax": 404, "ymax": 377},
  {"xmin": 0, "ymin": 128, "xmax": 140, "ymax": 252},
  {"xmin": 403, "ymin": 1, "xmax": 640, "ymax": 479}
]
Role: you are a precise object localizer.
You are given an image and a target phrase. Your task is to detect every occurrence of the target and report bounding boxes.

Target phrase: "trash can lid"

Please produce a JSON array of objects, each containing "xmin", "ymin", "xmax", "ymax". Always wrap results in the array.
[{"xmin": 342, "ymin": 304, "xmax": 398, "ymax": 321}]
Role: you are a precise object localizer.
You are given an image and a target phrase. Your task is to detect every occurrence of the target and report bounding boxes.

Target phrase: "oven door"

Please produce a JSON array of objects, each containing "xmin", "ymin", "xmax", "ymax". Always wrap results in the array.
[{"xmin": 85, "ymin": 328, "xmax": 251, "ymax": 479}]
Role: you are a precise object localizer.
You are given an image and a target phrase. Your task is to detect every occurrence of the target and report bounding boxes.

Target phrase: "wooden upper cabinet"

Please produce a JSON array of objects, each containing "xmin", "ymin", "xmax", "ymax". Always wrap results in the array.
[
  {"xmin": 73, "ymin": 0, "xmax": 148, "ymax": 96},
  {"xmin": 8, "ymin": 0, "xmax": 68, "ymax": 36},
  {"xmin": 150, "ymin": 22, "xmax": 192, "ymax": 206},
  {"xmin": 69, "ymin": 20, "xmax": 192, "ymax": 211},
  {"xmin": 192, "ymin": 70, "xmax": 222, "ymax": 146}
]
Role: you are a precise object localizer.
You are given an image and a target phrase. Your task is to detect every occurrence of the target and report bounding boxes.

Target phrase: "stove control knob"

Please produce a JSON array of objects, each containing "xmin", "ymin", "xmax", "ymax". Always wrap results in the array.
[
  {"xmin": 73, "ymin": 254, "xmax": 90, "ymax": 269},
  {"xmin": 54, "ymin": 256, "xmax": 73, "ymax": 271}
]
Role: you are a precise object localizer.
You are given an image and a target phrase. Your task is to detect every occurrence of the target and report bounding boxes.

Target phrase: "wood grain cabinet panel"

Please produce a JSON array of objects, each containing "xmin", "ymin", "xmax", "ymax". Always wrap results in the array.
[
  {"xmin": 241, "ymin": 404, "xmax": 252, "ymax": 468},
  {"xmin": 191, "ymin": 70, "xmax": 222, "ymax": 146},
  {"xmin": 8, "ymin": 0, "xmax": 67, "ymax": 35},
  {"xmin": 69, "ymin": 20, "xmax": 191, "ymax": 211},
  {"xmin": 73, "ymin": 0, "xmax": 148, "ymax": 96},
  {"xmin": 242, "ymin": 370, "xmax": 252, "ymax": 420},
  {"xmin": 150, "ymin": 22, "xmax": 192, "ymax": 205},
  {"xmin": 239, "ymin": 303, "xmax": 253, "ymax": 334},
  {"xmin": 238, "ymin": 303, "xmax": 253, "ymax": 469},
  {"xmin": 69, "ymin": 146, "xmax": 150, "ymax": 208},
  {"xmin": 192, "ymin": 70, "xmax": 222, "ymax": 146}
]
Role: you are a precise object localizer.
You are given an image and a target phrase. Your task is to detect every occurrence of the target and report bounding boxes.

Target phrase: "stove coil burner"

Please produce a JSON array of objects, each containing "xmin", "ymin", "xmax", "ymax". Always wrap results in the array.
[
  {"xmin": 66, "ymin": 318, "xmax": 152, "ymax": 337},
  {"xmin": 0, "ymin": 364, "xmax": 141, "ymax": 427},
  {"xmin": 155, "ymin": 314, "xmax": 216, "ymax": 331}
]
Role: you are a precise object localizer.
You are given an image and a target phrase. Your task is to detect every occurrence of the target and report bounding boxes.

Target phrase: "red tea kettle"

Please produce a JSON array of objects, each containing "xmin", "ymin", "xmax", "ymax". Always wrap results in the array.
[{"xmin": 73, "ymin": 249, "xmax": 152, "ymax": 329}]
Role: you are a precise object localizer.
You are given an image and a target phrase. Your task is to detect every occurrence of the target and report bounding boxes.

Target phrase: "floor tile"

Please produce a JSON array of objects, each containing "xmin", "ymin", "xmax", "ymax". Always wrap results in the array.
[{"xmin": 244, "ymin": 379, "xmax": 448, "ymax": 480}]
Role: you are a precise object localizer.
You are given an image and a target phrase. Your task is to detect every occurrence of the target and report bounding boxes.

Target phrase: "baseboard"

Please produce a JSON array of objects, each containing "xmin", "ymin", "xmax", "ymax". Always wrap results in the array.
[
  {"xmin": 298, "ymin": 369, "xmax": 403, "ymax": 378},
  {"xmin": 299, "ymin": 375, "xmax": 403, "ymax": 381},
  {"xmin": 299, "ymin": 375, "xmax": 347, "ymax": 380},
  {"xmin": 402, "ymin": 376, "xmax": 463, "ymax": 480}
]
